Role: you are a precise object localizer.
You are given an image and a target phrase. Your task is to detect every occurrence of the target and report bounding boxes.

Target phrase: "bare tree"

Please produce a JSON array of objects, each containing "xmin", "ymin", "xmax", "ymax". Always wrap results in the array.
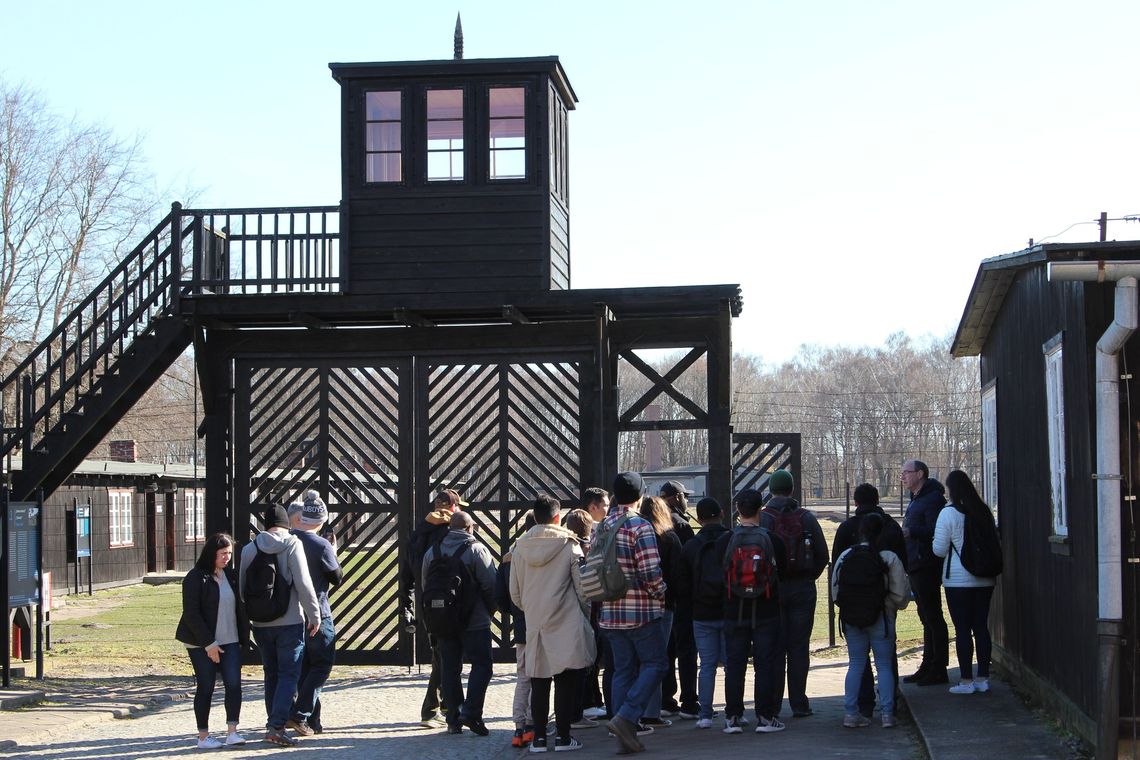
[{"xmin": 0, "ymin": 79, "xmax": 155, "ymax": 379}]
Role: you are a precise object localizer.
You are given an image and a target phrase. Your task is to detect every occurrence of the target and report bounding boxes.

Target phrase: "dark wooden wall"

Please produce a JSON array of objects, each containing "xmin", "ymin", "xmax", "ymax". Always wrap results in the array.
[
  {"xmin": 41, "ymin": 482, "xmax": 201, "ymax": 594},
  {"xmin": 337, "ymin": 69, "xmax": 570, "ymax": 296},
  {"xmin": 981, "ymin": 263, "xmax": 1140, "ymax": 721}
]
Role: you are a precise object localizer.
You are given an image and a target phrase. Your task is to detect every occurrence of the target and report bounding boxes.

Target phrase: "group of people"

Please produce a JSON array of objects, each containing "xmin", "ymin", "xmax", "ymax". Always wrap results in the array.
[
  {"xmin": 174, "ymin": 458, "xmax": 999, "ymax": 753},
  {"xmin": 402, "ymin": 470, "xmax": 832, "ymax": 753},
  {"xmin": 175, "ymin": 491, "xmax": 342, "ymax": 749}
]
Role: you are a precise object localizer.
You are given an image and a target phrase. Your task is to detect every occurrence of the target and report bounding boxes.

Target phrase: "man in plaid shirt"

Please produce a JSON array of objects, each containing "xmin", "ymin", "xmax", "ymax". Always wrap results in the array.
[{"xmin": 600, "ymin": 472, "xmax": 667, "ymax": 754}]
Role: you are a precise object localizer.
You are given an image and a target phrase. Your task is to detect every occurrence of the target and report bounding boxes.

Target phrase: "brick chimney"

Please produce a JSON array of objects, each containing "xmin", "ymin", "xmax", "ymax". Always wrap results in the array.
[
  {"xmin": 645, "ymin": 404, "xmax": 663, "ymax": 472},
  {"xmin": 109, "ymin": 439, "xmax": 138, "ymax": 463}
]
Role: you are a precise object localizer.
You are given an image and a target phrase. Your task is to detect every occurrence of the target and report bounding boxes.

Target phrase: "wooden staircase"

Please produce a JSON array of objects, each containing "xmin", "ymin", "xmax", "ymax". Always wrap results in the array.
[{"xmin": 1, "ymin": 206, "xmax": 196, "ymax": 500}]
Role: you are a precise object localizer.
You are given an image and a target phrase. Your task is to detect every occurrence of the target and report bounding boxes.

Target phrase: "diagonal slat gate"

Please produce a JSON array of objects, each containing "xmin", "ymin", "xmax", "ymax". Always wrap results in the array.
[
  {"xmin": 417, "ymin": 357, "xmax": 586, "ymax": 662},
  {"xmin": 732, "ymin": 432, "xmax": 802, "ymax": 498},
  {"xmin": 234, "ymin": 359, "xmax": 413, "ymax": 665}
]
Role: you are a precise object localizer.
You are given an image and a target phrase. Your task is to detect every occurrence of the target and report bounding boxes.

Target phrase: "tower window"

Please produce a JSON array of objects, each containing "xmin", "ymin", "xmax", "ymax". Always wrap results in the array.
[
  {"xmin": 427, "ymin": 89, "xmax": 464, "ymax": 181},
  {"xmin": 489, "ymin": 87, "xmax": 525, "ymax": 180},
  {"xmin": 365, "ymin": 91, "xmax": 402, "ymax": 183}
]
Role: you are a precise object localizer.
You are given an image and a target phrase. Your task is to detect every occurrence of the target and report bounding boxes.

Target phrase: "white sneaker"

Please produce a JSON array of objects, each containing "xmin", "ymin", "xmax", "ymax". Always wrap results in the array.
[
  {"xmin": 196, "ymin": 736, "xmax": 224, "ymax": 749},
  {"xmin": 756, "ymin": 716, "xmax": 785, "ymax": 733},
  {"xmin": 696, "ymin": 718, "xmax": 714, "ymax": 729},
  {"xmin": 722, "ymin": 716, "xmax": 743, "ymax": 734},
  {"xmin": 974, "ymin": 678, "xmax": 990, "ymax": 693},
  {"xmin": 949, "ymin": 681, "xmax": 977, "ymax": 694},
  {"xmin": 225, "ymin": 732, "xmax": 246, "ymax": 746},
  {"xmin": 583, "ymin": 707, "xmax": 608, "ymax": 719}
]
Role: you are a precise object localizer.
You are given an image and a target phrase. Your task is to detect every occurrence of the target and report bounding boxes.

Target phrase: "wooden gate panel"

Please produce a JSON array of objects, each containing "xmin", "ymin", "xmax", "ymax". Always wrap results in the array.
[
  {"xmin": 235, "ymin": 359, "xmax": 412, "ymax": 665},
  {"xmin": 418, "ymin": 357, "xmax": 584, "ymax": 661},
  {"xmin": 732, "ymin": 432, "xmax": 802, "ymax": 498}
]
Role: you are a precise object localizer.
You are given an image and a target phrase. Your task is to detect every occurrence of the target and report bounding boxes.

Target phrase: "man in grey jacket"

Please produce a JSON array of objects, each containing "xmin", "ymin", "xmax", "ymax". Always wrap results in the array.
[
  {"xmin": 421, "ymin": 510, "xmax": 498, "ymax": 736},
  {"xmin": 239, "ymin": 505, "xmax": 321, "ymax": 747}
]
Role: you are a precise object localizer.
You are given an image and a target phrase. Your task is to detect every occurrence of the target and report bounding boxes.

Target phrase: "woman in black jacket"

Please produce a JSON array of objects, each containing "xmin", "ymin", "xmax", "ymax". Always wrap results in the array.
[{"xmin": 175, "ymin": 533, "xmax": 250, "ymax": 749}]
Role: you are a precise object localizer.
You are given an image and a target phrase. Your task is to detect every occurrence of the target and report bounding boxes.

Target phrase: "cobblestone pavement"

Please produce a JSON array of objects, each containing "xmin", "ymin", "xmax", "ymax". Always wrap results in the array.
[{"xmin": 1, "ymin": 656, "xmax": 931, "ymax": 760}]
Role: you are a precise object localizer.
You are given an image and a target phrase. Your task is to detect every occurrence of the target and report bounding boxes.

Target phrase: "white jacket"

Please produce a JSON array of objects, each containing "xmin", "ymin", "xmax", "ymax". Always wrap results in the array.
[{"xmin": 932, "ymin": 505, "xmax": 997, "ymax": 588}]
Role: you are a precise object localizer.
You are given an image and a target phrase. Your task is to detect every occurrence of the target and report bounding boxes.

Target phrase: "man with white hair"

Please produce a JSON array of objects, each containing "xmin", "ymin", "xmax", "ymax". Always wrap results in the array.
[{"xmin": 285, "ymin": 491, "xmax": 343, "ymax": 736}]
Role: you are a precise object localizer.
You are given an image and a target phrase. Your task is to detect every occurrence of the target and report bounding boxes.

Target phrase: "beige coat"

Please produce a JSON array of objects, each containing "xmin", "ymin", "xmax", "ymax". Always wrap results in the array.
[{"xmin": 509, "ymin": 523, "xmax": 597, "ymax": 678}]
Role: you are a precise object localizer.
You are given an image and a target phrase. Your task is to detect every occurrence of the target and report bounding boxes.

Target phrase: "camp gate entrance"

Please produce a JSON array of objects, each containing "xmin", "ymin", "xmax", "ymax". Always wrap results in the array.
[
  {"xmin": 232, "ymin": 348, "xmax": 592, "ymax": 666},
  {"xmin": 214, "ymin": 297, "xmax": 746, "ymax": 665}
]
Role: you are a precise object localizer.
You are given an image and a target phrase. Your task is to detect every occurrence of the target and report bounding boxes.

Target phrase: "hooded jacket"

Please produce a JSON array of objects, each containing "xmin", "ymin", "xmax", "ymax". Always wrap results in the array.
[
  {"xmin": 760, "ymin": 495, "xmax": 829, "ymax": 581},
  {"xmin": 403, "ymin": 508, "xmax": 453, "ymax": 594},
  {"xmin": 903, "ymin": 478, "xmax": 948, "ymax": 572},
  {"xmin": 422, "ymin": 528, "xmax": 498, "ymax": 631},
  {"xmin": 509, "ymin": 523, "xmax": 596, "ymax": 678},
  {"xmin": 237, "ymin": 529, "xmax": 321, "ymax": 628}
]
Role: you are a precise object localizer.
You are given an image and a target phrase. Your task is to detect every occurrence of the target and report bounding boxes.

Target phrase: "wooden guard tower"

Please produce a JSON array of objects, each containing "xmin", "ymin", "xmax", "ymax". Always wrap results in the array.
[{"xmin": 0, "ymin": 52, "xmax": 750, "ymax": 665}]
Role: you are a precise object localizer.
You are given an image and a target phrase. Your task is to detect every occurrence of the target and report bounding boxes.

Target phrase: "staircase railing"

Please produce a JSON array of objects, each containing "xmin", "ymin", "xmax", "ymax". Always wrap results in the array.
[{"xmin": 0, "ymin": 204, "xmax": 196, "ymax": 460}]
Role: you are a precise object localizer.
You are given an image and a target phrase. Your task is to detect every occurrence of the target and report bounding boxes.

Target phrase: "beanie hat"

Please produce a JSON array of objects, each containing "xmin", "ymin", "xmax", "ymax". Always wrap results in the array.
[
  {"xmin": 612, "ymin": 472, "xmax": 644, "ymax": 505},
  {"xmin": 695, "ymin": 497, "xmax": 722, "ymax": 520},
  {"xmin": 300, "ymin": 489, "xmax": 328, "ymax": 526},
  {"xmin": 769, "ymin": 469, "xmax": 794, "ymax": 496},
  {"xmin": 264, "ymin": 504, "xmax": 291, "ymax": 530}
]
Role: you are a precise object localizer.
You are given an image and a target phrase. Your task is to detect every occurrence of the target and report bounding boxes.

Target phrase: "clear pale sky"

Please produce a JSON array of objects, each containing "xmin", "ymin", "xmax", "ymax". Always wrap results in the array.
[{"xmin": 4, "ymin": 0, "xmax": 1139, "ymax": 363}]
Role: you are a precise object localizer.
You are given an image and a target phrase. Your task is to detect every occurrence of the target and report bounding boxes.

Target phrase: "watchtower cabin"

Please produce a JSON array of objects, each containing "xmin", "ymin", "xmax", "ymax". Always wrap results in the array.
[
  {"xmin": 0, "ymin": 49, "xmax": 763, "ymax": 666},
  {"xmin": 331, "ymin": 56, "xmax": 575, "ymax": 295}
]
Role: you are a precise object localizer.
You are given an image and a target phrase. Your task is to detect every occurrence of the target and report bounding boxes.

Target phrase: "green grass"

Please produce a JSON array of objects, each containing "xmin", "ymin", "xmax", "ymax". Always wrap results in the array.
[
  {"xmin": 811, "ymin": 515, "xmax": 925, "ymax": 657},
  {"xmin": 47, "ymin": 583, "xmax": 192, "ymax": 677}
]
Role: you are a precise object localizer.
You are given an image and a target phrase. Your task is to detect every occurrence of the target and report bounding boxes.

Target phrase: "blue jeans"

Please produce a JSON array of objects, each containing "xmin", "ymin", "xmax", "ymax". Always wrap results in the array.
[
  {"xmin": 692, "ymin": 619, "xmax": 725, "ymax": 720},
  {"xmin": 724, "ymin": 615, "xmax": 780, "ymax": 721},
  {"xmin": 292, "ymin": 616, "xmax": 336, "ymax": 724},
  {"xmin": 603, "ymin": 619, "xmax": 668, "ymax": 725},
  {"xmin": 188, "ymin": 643, "xmax": 243, "ymax": 731},
  {"xmin": 438, "ymin": 628, "xmax": 493, "ymax": 726},
  {"xmin": 843, "ymin": 613, "xmax": 897, "ymax": 717},
  {"xmin": 774, "ymin": 577, "xmax": 816, "ymax": 715},
  {"xmin": 252, "ymin": 624, "xmax": 306, "ymax": 730},
  {"xmin": 643, "ymin": 611, "xmax": 673, "ymax": 719}
]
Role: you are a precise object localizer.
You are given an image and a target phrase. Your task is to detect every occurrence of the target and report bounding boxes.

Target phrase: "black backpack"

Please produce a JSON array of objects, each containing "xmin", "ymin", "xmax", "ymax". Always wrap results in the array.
[
  {"xmin": 835, "ymin": 544, "xmax": 888, "ymax": 629},
  {"xmin": 953, "ymin": 507, "xmax": 1003, "ymax": 578},
  {"xmin": 420, "ymin": 541, "xmax": 476, "ymax": 639},
  {"xmin": 763, "ymin": 506, "xmax": 814, "ymax": 576},
  {"xmin": 689, "ymin": 533, "xmax": 726, "ymax": 608},
  {"xmin": 244, "ymin": 545, "xmax": 293, "ymax": 623}
]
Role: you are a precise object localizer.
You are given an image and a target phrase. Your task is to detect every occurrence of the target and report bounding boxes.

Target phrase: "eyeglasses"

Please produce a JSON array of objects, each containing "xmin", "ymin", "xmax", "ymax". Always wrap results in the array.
[{"xmin": 900, "ymin": 470, "xmax": 918, "ymax": 475}]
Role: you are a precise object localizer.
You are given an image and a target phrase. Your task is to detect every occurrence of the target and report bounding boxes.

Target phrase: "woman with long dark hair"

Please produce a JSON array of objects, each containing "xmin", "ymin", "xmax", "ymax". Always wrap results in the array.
[
  {"xmin": 933, "ymin": 470, "xmax": 998, "ymax": 695},
  {"xmin": 175, "ymin": 532, "xmax": 250, "ymax": 748},
  {"xmin": 638, "ymin": 496, "xmax": 682, "ymax": 729}
]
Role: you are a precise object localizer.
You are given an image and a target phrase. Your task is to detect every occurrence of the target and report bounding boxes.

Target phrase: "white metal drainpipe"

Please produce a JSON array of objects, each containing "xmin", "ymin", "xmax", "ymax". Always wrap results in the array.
[{"xmin": 1049, "ymin": 261, "xmax": 1140, "ymax": 760}]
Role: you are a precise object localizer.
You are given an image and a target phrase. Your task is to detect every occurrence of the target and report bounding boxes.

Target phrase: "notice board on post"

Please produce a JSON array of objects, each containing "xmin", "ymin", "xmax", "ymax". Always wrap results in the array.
[{"xmin": 8, "ymin": 502, "xmax": 41, "ymax": 607}]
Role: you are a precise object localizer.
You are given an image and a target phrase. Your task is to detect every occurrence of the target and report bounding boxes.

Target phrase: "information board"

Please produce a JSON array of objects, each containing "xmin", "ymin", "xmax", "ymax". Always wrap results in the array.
[
  {"xmin": 75, "ymin": 505, "xmax": 91, "ymax": 559},
  {"xmin": 8, "ymin": 502, "xmax": 40, "ymax": 607}
]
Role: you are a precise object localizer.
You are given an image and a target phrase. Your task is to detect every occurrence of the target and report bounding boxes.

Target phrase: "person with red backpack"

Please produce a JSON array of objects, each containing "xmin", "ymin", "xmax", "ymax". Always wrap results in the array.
[
  {"xmin": 717, "ymin": 489, "xmax": 787, "ymax": 734},
  {"xmin": 759, "ymin": 469, "xmax": 828, "ymax": 719}
]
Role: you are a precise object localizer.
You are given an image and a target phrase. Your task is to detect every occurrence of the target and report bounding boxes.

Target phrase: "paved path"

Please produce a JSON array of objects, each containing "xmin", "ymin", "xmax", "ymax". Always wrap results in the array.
[
  {"xmin": 0, "ymin": 653, "xmax": 1080, "ymax": 759},
  {"xmin": 0, "ymin": 656, "xmax": 926, "ymax": 760}
]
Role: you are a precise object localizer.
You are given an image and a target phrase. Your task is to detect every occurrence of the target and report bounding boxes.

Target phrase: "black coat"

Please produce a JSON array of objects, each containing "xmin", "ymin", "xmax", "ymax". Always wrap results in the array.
[
  {"xmin": 903, "ymin": 479, "xmax": 948, "ymax": 573},
  {"xmin": 175, "ymin": 566, "xmax": 250, "ymax": 649}
]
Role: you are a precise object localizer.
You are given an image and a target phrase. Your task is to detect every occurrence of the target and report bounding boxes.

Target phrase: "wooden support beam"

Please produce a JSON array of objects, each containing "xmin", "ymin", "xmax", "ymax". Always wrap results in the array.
[
  {"xmin": 288, "ymin": 311, "xmax": 334, "ymax": 330},
  {"xmin": 502, "ymin": 305, "xmax": 531, "ymax": 325},
  {"xmin": 394, "ymin": 308, "xmax": 436, "ymax": 328}
]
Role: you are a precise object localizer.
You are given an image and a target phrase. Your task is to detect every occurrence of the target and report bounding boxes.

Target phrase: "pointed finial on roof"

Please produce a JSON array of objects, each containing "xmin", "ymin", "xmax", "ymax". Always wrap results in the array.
[{"xmin": 454, "ymin": 13, "xmax": 464, "ymax": 60}]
